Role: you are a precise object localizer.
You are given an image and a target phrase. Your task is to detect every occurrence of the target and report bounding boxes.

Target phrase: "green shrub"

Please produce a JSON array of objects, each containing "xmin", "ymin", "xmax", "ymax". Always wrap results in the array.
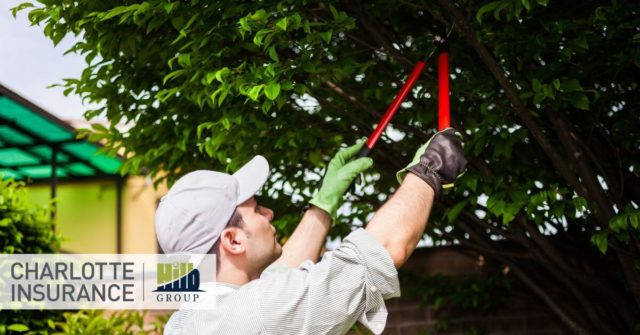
[
  {"xmin": 52, "ymin": 310, "xmax": 165, "ymax": 335},
  {"xmin": 0, "ymin": 178, "xmax": 64, "ymax": 335},
  {"xmin": 0, "ymin": 178, "xmax": 166, "ymax": 335},
  {"xmin": 0, "ymin": 178, "xmax": 60, "ymax": 254}
]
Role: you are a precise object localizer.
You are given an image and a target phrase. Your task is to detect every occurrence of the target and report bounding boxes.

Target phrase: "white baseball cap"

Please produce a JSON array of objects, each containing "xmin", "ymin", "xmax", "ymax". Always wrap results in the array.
[{"xmin": 155, "ymin": 155, "xmax": 270, "ymax": 254}]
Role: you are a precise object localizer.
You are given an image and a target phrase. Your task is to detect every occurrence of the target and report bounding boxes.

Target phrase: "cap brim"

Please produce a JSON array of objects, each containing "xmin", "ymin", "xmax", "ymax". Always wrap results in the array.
[{"xmin": 232, "ymin": 155, "xmax": 270, "ymax": 205}]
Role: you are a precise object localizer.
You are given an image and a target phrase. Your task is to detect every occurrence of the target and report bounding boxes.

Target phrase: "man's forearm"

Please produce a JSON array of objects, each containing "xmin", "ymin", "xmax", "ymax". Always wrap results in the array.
[
  {"xmin": 276, "ymin": 206, "xmax": 331, "ymax": 267},
  {"xmin": 366, "ymin": 173, "xmax": 435, "ymax": 268}
]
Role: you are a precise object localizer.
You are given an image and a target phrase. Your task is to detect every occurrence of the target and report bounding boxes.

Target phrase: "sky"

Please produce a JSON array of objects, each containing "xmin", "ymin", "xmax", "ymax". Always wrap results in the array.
[{"xmin": 0, "ymin": 0, "xmax": 89, "ymax": 121}]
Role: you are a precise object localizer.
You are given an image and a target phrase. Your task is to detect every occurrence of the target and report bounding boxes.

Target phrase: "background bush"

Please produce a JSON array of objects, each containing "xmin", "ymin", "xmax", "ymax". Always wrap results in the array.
[
  {"xmin": 0, "ymin": 179, "xmax": 165, "ymax": 334},
  {"xmin": 0, "ymin": 178, "xmax": 64, "ymax": 335}
]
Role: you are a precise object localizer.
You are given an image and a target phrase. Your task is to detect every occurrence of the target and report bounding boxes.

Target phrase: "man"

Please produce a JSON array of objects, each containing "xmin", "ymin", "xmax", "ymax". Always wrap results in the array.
[{"xmin": 156, "ymin": 128, "xmax": 466, "ymax": 334}]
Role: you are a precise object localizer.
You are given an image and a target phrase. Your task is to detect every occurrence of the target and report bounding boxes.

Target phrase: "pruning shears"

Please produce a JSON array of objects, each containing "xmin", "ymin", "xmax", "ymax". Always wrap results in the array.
[{"xmin": 356, "ymin": 24, "xmax": 454, "ymax": 158}]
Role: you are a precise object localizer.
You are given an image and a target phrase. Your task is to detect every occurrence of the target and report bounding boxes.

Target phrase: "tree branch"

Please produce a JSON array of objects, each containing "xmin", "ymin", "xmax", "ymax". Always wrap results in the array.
[
  {"xmin": 342, "ymin": 1, "xmax": 415, "ymax": 69},
  {"xmin": 455, "ymin": 220, "xmax": 589, "ymax": 334},
  {"xmin": 320, "ymin": 78, "xmax": 429, "ymax": 143},
  {"xmin": 548, "ymin": 115, "xmax": 614, "ymax": 223},
  {"xmin": 435, "ymin": 0, "xmax": 592, "ymax": 219},
  {"xmin": 548, "ymin": 115, "xmax": 640, "ymax": 307}
]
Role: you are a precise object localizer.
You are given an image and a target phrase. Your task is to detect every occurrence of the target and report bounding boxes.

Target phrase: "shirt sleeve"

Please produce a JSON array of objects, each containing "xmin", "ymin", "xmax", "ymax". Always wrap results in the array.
[{"xmin": 225, "ymin": 228, "xmax": 401, "ymax": 335}]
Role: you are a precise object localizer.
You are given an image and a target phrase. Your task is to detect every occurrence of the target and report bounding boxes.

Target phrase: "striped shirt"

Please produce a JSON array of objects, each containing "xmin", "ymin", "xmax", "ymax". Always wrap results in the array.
[{"xmin": 164, "ymin": 228, "xmax": 400, "ymax": 334}]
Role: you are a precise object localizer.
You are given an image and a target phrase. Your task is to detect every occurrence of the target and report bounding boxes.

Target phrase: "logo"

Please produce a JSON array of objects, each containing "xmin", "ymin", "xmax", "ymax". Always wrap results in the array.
[
  {"xmin": 0, "ymin": 254, "xmax": 216, "ymax": 310},
  {"xmin": 154, "ymin": 262, "xmax": 201, "ymax": 292}
]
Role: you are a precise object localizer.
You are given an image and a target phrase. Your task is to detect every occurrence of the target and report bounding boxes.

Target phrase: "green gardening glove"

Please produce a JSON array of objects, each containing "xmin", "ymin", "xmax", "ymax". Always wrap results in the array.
[{"xmin": 309, "ymin": 140, "xmax": 374, "ymax": 218}]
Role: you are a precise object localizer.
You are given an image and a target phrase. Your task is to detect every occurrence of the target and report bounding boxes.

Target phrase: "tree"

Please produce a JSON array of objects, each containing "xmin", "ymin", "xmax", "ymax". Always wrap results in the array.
[{"xmin": 15, "ymin": 0, "xmax": 640, "ymax": 333}]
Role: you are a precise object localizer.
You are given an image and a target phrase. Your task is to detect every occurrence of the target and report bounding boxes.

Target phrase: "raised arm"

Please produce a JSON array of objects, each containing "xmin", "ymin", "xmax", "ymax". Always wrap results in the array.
[
  {"xmin": 276, "ymin": 140, "xmax": 373, "ymax": 267},
  {"xmin": 366, "ymin": 128, "xmax": 467, "ymax": 268},
  {"xmin": 276, "ymin": 205, "xmax": 331, "ymax": 265}
]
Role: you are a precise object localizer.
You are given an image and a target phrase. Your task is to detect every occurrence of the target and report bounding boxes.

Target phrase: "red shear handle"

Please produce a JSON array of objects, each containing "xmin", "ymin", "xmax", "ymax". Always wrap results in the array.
[
  {"xmin": 356, "ymin": 60, "xmax": 427, "ymax": 157},
  {"xmin": 438, "ymin": 51, "xmax": 450, "ymax": 131}
]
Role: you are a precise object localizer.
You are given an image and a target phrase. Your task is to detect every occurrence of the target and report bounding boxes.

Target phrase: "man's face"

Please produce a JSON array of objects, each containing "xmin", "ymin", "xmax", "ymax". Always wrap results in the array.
[{"xmin": 236, "ymin": 197, "xmax": 282, "ymax": 270}]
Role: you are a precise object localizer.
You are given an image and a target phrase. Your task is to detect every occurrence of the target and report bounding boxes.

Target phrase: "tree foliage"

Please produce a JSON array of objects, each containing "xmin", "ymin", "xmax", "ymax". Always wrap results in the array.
[{"xmin": 15, "ymin": 0, "xmax": 640, "ymax": 333}]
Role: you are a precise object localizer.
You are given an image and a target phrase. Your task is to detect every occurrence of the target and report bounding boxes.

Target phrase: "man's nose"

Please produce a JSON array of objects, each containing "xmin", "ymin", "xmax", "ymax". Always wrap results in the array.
[
  {"xmin": 261, "ymin": 207, "xmax": 274, "ymax": 221},
  {"xmin": 266, "ymin": 208, "xmax": 274, "ymax": 221}
]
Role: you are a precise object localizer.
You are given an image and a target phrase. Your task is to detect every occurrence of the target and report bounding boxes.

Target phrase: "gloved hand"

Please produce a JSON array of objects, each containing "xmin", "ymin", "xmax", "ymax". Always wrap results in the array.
[
  {"xmin": 397, "ymin": 128, "xmax": 467, "ymax": 198},
  {"xmin": 310, "ymin": 140, "xmax": 373, "ymax": 218}
]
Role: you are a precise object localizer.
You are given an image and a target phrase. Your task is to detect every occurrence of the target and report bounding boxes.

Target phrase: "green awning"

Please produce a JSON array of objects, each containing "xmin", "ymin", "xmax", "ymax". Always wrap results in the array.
[{"xmin": 0, "ymin": 84, "xmax": 123, "ymax": 181}]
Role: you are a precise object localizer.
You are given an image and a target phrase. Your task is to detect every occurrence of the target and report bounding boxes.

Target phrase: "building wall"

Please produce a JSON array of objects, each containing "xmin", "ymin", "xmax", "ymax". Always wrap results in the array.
[
  {"xmin": 359, "ymin": 247, "xmax": 570, "ymax": 335},
  {"xmin": 146, "ymin": 244, "xmax": 572, "ymax": 334},
  {"xmin": 381, "ymin": 296, "xmax": 569, "ymax": 335},
  {"xmin": 28, "ymin": 180, "xmax": 118, "ymax": 253},
  {"xmin": 121, "ymin": 176, "xmax": 166, "ymax": 253},
  {"xmin": 27, "ymin": 176, "xmax": 166, "ymax": 254}
]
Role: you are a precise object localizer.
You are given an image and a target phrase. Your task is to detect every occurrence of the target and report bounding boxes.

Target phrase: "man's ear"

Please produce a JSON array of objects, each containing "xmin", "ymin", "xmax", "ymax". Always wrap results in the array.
[{"xmin": 219, "ymin": 227, "xmax": 246, "ymax": 255}]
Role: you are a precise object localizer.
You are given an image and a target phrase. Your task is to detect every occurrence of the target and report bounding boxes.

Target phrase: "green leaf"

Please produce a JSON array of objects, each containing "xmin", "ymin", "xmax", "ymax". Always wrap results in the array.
[
  {"xmin": 163, "ymin": 2, "xmax": 176, "ymax": 13},
  {"xmin": 91, "ymin": 123, "xmax": 108, "ymax": 132},
  {"xmin": 487, "ymin": 196, "xmax": 506, "ymax": 216},
  {"xmin": 591, "ymin": 231, "xmax": 608, "ymax": 254},
  {"xmin": 205, "ymin": 72, "xmax": 216, "ymax": 85},
  {"xmin": 574, "ymin": 35, "xmax": 589, "ymax": 49},
  {"xmin": 521, "ymin": 0, "xmax": 531, "ymax": 11},
  {"xmin": 281, "ymin": 80, "xmax": 294, "ymax": 91},
  {"xmin": 215, "ymin": 67, "xmax": 230, "ymax": 83},
  {"xmin": 7, "ymin": 324, "xmax": 29, "ymax": 332},
  {"xmin": 276, "ymin": 17, "xmax": 288, "ymax": 31},
  {"xmin": 572, "ymin": 196, "xmax": 587, "ymax": 211},
  {"xmin": 303, "ymin": 62, "xmax": 316, "ymax": 73},
  {"xmin": 10, "ymin": 2, "xmax": 34, "ymax": 18},
  {"xmin": 221, "ymin": 118, "xmax": 231, "ymax": 130},
  {"xmin": 268, "ymin": 46, "xmax": 279, "ymax": 62},
  {"xmin": 238, "ymin": 17, "xmax": 250, "ymax": 37},
  {"xmin": 248, "ymin": 84, "xmax": 264, "ymax": 101},
  {"xmin": 329, "ymin": 4, "xmax": 339, "ymax": 19},
  {"xmin": 0, "ymin": 218, "xmax": 10, "ymax": 227},
  {"xmin": 250, "ymin": 9, "xmax": 267, "ymax": 21},
  {"xmin": 218, "ymin": 87, "xmax": 229, "ymax": 106},
  {"xmin": 178, "ymin": 53, "xmax": 191, "ymax": 67},
  {"xmin": 609, "ymin": 215, "xmax": 627, "ymax": 233},
  {"xmin": 630, "ymin": 213, "xmax": 639, "ymax": 229},
  {"xmin": 196, "ymin": 122, "xmax": 213, "ymax": 139},
  {"xmin": 447, "ymin": 201, "xmax": 467, "ymax": 223},
  {"xmin": 162, "ymin": 69, "xmax": 186, "ymax": 85},
  {"xmin": 476, "ymin": 1, "xmax": 501, "ymax": 24},
  {"xmin": 542, "ymin": 84, "xmax": 555, "ymax": 99},
  {"xmin": 253, "ymin": 29, "xmax": 271, "ymax": 46},
  {"xmin": 100, "ymin": 4, "xmax": 138, "ymax": 21},
  {"xmin": 532, "ymin": 78, "xmax": 542, "ymax": 92},
  {"xmin": 466, "ymin": 176, "xmax": 478, "ymax": 192},
  {"xmin": 264, "ymin": 82, "xmax": 281, "ymax": 100},
  {"xmin": 559, "ymin": 79, "xmax": 583, "ymax": 92},
  {"xmin": 594, "ymin": 7, "xmax": 607, "ymax": 21},
  {"xmin": 502, "ymin": 202, "xmax": 524, "ymax": 225},
  {"xmin": 319, "ymin": 30, "xmax": 332, "ymax": 44},
  {"xmin": 569, "ymin": 93, "xmax": 589, "ymax": 110},
  {"xmin": 533, "ymin": 92, "xmax": 545, "ymax": 104}
]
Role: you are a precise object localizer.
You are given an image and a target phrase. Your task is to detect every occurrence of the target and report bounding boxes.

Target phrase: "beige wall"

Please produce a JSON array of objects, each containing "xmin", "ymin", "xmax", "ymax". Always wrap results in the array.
[
  {"xmin": 121, "ymin": 176, "xmax": 167, "ymax": 253},
  {"xmin": 27, "ymin": 176, "xmax": 167, "ymax": 254}
]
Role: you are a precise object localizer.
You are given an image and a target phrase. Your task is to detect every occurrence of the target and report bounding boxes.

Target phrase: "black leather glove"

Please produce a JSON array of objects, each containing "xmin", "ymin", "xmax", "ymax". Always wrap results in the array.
[{"xmin": 396, "ymin": 128, "xmax": 467, "ymax": 198}]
